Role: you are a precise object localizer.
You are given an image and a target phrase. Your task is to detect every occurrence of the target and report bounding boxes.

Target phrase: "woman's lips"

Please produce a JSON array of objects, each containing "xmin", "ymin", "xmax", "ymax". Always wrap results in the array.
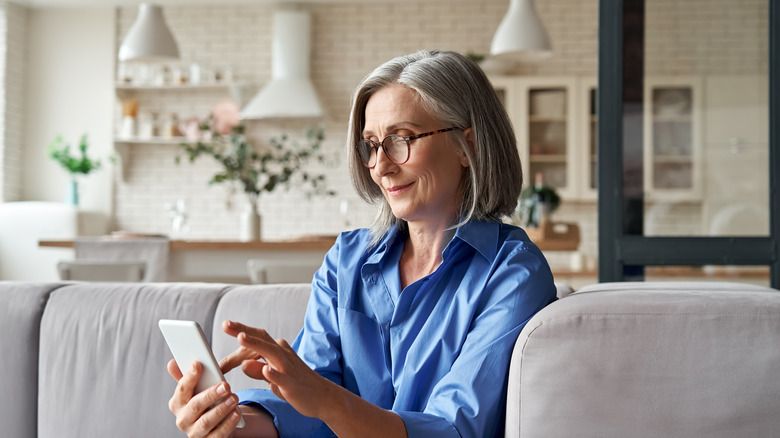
[{"xmin": 385, "ymin": 182, "xmax": 413, "ymax": 196}]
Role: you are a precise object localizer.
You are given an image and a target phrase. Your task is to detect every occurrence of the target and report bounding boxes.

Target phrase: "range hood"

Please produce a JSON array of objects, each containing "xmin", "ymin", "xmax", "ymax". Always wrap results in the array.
[{"xmin": 240, "ymin": 9, "xmax": 325, "ymax": 120}]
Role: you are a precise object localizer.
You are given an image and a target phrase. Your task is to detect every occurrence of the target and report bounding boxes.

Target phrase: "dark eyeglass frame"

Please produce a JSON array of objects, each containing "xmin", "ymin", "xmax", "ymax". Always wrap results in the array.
[{"xmin": 357, "ymin": 127, "xmax": 462, "ymax": 168}]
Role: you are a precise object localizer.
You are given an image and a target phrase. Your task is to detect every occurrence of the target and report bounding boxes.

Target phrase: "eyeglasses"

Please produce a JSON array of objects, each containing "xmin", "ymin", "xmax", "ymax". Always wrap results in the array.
[{"xmin": 357, "ymin": 127, "xmax": 461, "ymax": 168}]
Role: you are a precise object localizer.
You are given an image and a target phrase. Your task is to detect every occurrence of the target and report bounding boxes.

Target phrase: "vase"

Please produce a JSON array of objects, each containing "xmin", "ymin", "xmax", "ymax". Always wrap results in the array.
[
  {"xmin": 67, "ymin": 178, "xmax": 80, "ymax": 206},
  {"xmin": 239, "ymin": 196, "xmax": 261, "ymax": 241}
]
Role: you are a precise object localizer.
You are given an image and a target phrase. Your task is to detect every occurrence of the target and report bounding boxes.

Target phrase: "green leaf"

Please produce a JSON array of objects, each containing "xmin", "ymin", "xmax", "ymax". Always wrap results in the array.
[{"xmin": 47, "ymin": 133, "xmax": 102, "ymax": 176}]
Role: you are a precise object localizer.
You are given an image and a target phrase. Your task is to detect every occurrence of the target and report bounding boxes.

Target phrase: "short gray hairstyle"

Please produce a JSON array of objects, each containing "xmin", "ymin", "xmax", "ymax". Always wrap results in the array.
[{"xmin": 347, "ymin": 50, "xmax": 523, "ymax": 239}]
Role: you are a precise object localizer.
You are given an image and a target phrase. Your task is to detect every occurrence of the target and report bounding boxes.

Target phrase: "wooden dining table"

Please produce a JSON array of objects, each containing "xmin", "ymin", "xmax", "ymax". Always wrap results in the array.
[{"xmin": 39, "ymin": 237, "xmax": 337, "ymax": 283}]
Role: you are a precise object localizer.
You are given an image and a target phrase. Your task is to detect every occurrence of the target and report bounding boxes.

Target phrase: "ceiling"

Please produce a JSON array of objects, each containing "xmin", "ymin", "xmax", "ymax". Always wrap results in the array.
[{"xmin": 13, "ymin": 0, "xmax": 443, "ymax": 8}]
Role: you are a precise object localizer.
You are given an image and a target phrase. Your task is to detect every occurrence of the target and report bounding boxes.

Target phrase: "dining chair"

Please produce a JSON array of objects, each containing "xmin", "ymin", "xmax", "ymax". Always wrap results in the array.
[
  {"xmin": 246, "ymin": 259, "xmax": 319, "ymax": 284},
  {"xmin": 57, "ymin": 260, "xmax": 147, "ymax": 282}
]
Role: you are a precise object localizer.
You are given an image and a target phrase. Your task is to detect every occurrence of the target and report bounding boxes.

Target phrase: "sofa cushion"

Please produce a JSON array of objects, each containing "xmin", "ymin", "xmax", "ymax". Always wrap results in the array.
[
  {"xmin": 37, "ymin": 282, "xmax": 230, "ymax": 438},
  {"xmin": 211, "ymin": 283, "xmax": 311, "ymax": 391},
  {"xmin": 0, "ymin": 282, "xmax": 62, "ymax": 438},
  {"xmin": 506, "ymin": 282, "xmax": 780, "ymax": 438}
]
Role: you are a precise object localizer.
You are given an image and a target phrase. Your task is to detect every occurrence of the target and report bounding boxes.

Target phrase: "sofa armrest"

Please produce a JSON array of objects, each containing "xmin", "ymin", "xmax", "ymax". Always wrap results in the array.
[{"xmin": 505, "ymin": 281, "xmax": 780, "ymax": 438}]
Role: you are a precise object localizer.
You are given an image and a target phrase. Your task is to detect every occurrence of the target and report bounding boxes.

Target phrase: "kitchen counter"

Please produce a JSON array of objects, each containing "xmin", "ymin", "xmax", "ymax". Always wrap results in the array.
[
  {"xmin": 39, "ymin": 237, "xmax": 336, "ymax": 283},
  {"xmin": 41, "ymin": 236, "xmax": 574, "ymax": 252},
  {"xmin": 39, "ymin": 238, "xmax": 336, "ymax": 252}
]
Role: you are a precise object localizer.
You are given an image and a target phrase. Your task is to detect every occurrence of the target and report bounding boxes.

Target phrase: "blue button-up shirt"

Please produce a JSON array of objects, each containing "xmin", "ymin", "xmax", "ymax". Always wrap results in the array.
[{"xmin": 238, "ymin": 220, "xmax": 556, "ymax": 437}]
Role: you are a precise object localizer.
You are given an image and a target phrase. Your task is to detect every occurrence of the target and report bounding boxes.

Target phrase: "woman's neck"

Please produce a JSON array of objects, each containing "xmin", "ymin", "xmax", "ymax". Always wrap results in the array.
[{"xmin": 398, "ymin": 221, "xmax": 457, "ymax": 289}]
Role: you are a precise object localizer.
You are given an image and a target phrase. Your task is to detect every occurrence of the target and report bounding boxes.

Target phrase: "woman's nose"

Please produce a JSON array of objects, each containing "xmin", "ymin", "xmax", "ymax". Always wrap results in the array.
[{"xmin": 372, "ymin": 147, "xmax": 397, "ymax": 175}]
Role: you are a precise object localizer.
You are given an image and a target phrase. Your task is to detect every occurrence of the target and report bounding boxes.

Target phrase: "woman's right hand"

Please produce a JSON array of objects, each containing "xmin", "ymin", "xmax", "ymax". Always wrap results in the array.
[{"xmin": 167, "ymin": 359, "xmax": 243, "ymax": 438}]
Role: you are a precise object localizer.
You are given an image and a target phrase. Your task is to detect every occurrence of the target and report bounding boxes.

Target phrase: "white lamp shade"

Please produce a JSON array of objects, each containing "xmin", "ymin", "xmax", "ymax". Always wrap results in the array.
[
  {"xmin": 490, "ymin": 0, "xmax": 552, "ymax": 61},
  {"xmin": 118, "ymin": 3, "xmax": 180, "ymax": 63}
]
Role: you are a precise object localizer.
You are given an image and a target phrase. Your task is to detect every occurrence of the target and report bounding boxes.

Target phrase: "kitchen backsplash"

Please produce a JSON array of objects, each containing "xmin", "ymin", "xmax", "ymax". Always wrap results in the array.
[
  {"xmin": 113, "ymin": 0, "xmax": 599, "ymax": 243},
  {"xmin": 109, "ymin": 0, "xmax": 765, "ymax": 269}
]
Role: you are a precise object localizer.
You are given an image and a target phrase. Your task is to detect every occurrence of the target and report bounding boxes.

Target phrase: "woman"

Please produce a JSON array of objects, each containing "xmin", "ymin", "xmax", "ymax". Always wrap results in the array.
[{"xmin": 168, "ymin": 50, "xmax": 556, "ymax": 438}]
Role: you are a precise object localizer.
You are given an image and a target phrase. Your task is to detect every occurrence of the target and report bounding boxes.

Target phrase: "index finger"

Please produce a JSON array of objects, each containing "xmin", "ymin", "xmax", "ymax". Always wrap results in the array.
[
  {"xmin": 236, "ymin": 331, "xmax": 285, "ymax": 367},
  {"xmin": 218, "ymin": 345, "xmax": 262, "ymax": 374},
  {"xmin": 222, "ymin": 320, "xmax": 277, "ymax": 342},
  {"xmin": 222, "ymin": 320, "xmax": 251, "ymax": 338}
]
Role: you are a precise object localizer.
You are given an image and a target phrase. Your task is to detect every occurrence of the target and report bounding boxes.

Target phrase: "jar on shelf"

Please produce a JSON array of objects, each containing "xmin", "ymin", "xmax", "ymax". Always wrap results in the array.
[
  {"xmin": 172, "ymin": 66, "xmax": 189, "ymax": 85},
  {"xmin": 151, "ymin": 66, "xmax": 170, "ymax": 86},
  {"xmin": 138, "ymin": 112, "xmax": 159, "ymax": 139},
  {"xmin": 161, "ymin": 113, "xmax": 180, "ymax": 138},
  {"xmin": 189, "ymin": 63, "xmax": 201, "ymax": 85},
  {"xmin": 117, "ymin": 62, "xmax": 133, "ymax": 84}
]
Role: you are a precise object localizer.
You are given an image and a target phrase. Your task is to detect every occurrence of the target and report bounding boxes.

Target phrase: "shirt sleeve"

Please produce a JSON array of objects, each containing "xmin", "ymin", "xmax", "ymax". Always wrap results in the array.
[
  {"xmin": 237, "ymin": 234, "xmax": 346, "ymax": 437},
  {"xmin": 397, "ymin": 245, "xmax": 556, "ymax": 438}
]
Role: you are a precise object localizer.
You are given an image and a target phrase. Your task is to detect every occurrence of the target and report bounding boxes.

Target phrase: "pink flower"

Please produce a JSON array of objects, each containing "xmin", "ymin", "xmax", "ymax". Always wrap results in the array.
[
  {"xmin": 178, "ymin": 116, "xmax": 202, "ymax": 141},
  {"xmin": 210, "ymin": 100, "xmax": 241, "ymax": 135}
]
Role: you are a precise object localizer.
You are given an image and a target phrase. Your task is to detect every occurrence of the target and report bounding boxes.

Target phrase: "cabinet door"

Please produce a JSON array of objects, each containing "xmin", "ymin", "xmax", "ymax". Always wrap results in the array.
[
  {"xmin": 643, "ymin": 76, "xmax": 703, "ymax": 201},
  {"xmin": 517, "ymin": 77, "xmax": 579, "ymax": 200},
  {"xmin": 489, "ymin": 76, "xmax": 522, "ymax": 133}
]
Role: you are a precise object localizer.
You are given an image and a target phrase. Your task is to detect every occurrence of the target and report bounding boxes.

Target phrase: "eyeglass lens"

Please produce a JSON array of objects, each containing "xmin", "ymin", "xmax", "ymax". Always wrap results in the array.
[{"xmin": 359, "ymin": 135, "xmax": 408, "ymax": 167}]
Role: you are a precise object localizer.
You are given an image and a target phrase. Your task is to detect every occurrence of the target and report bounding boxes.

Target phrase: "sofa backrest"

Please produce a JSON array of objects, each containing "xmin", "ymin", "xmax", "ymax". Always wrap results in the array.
[
  {"xmin": 506, "ymin": 281, "xmax": 780, "ymax": 438},
  {"xmin": 36, "ymin": 282, "xmax": 231, "ymax": 438},
  {"xmin": 0, "ymin": 282, "xmax": 61, "ymax": 438},
  {"xmin": 211, "ymin": 283, "xmax": 312, "ymax": 391}
]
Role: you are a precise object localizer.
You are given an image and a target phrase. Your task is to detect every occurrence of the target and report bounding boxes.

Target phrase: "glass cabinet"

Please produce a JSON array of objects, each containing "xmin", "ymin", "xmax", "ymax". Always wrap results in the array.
[
  {"xmin": 490, "ymin": 75, "xmax": 702, "ymax": 202},
  {"xmin": 578, "ymin": 77, "xmax": 598, "ymax": 200},
  {"xmin": 643, "ymin": 76, "xmax": 703, "ymax": 200},
  {"xmin": 491, "ymin": 76, "xmax": 578, "ymax": 200}
]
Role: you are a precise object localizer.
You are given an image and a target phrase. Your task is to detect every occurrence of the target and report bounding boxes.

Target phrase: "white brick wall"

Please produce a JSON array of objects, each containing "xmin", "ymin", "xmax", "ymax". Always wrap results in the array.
[
  {"xmin": 105, "ymin": 0, "xmax": 767, "ymax": 270},
  {"xmin": 645, "ymin": 0, "xmax": 768, "ymax": 75},
  {"xmin": 113, "ymin": 0, "xmax": 604, "ymax": 241},
  {"xmin": 0, "ymin": 2, "xmax": 26, "ymax": 202}
]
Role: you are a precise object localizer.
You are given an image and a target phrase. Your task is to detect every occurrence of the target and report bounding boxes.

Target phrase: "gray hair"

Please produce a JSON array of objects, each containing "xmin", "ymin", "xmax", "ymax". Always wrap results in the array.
[{"xmin": 347, "ymin": 50, "xmax": 523, "ymax": 240}]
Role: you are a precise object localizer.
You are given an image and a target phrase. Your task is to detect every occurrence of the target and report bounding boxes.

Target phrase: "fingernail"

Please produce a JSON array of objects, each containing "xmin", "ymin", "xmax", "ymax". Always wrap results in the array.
[
  {"xmin": 225, "ymin": 395, "xmax": 237, "ymax": 407},
  {"xmin": 231, "ymin": 411, "xmax": 240, "ymax": 422},
  {"xmin": 190, "ymin": 363, "xmax": 198, "ymax": 374},
  {"xmin": 216, "ymin": 383, "xmax": 228, "ymax": 396}
]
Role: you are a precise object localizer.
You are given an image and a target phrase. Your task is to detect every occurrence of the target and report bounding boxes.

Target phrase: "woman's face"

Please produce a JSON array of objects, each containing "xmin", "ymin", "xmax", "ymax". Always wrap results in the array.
[{"xmin": 363, "ymin": 85, "xmax": 468, "ymax": 227}]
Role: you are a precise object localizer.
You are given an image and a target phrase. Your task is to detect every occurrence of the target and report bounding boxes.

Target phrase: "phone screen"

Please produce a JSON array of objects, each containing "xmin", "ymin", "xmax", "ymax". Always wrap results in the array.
[{"xmin": 159, "ymin": 319, "xmax": 246, "ymax": 428}]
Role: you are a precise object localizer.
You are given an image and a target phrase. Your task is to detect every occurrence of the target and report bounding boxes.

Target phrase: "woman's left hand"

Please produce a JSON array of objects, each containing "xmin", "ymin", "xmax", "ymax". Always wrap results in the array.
[{"xmin": 220, "ymin": 320, "xmax": 335, "ymax": 419}]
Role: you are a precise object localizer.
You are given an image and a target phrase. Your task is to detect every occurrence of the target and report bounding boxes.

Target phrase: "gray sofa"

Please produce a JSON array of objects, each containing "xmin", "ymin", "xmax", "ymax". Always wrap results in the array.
[{"xmin": 2, "ymin": 280, "xmax": 779, "ymax": 438}]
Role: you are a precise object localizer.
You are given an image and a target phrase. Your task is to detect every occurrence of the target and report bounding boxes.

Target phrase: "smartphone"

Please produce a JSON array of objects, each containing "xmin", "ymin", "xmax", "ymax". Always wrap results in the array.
[{"xmin": 158, "ymin": 319, "xmax": 246, "ymax": 429}]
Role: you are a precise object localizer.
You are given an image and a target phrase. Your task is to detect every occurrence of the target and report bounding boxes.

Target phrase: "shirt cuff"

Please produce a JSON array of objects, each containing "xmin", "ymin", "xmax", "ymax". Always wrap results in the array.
[
  {"xmin": 237, "ymin": 388, "xmax": 334, "ymax": 437},
  {"xmin": 397, "ymin": 411, "xmax": 459, "ymax": 438}
]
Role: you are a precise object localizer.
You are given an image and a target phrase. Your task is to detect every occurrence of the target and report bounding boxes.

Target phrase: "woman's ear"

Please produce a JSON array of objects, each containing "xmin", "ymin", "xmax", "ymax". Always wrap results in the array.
[{"xmin": 461, "ymin": 127, "xmax": 475, "ymax": 167}]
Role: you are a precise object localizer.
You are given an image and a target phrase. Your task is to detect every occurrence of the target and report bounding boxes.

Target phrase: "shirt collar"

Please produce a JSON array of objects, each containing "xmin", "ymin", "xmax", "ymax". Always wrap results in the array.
[
  {"xmin": 450, "ymin": 219, "xmax": 500, "ymax": 262},
  {"xmin": 364, "ymin": 226, "xmax": 403, "ymax": 266},
  {"xmin": 365, "ymin": 219, "xmax": 500, "ymax": 265}
]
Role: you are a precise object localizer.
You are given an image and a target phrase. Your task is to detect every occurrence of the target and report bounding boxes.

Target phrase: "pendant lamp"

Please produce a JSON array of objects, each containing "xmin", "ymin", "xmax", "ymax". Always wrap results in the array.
[
  {"xmin": 490, "ymin": 0, "xmax": 552, "ymax": 61},
  {"xmin": 118, "ymin": 3, "xmax": 180, "ymax": 63}
]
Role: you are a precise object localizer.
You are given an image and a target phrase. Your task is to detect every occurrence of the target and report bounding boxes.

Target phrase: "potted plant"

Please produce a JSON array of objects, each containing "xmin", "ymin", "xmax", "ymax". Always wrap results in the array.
[
  {"xmin": 517, "ymin": 172, "xmax": 561, "ymax": 228},
  {"xmin": 47, "ymin": 133, "xmax": 103, "ymax": 206},
  {"xmin": 176, "ymin": 111, "xmax": 335, "ymax": 241}
]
